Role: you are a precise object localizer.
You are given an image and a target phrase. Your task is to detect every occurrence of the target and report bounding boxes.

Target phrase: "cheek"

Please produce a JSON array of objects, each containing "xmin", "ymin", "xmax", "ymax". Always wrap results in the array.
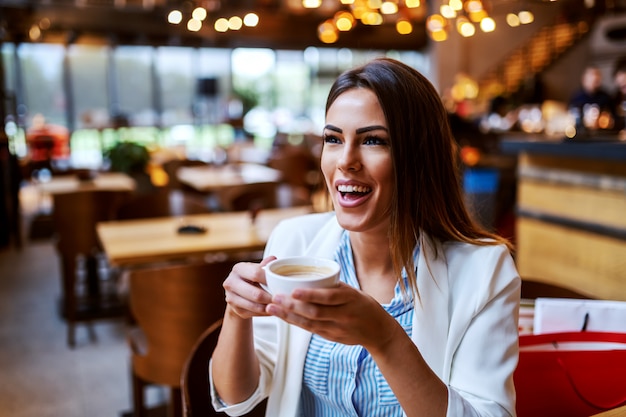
[
  {"xmin": 320, "ymin": 149, "xmax": 336, "ymax": 179},
  {"xmin": 373, "ymin": 157, "xmax": 394, "ymax": 186}
]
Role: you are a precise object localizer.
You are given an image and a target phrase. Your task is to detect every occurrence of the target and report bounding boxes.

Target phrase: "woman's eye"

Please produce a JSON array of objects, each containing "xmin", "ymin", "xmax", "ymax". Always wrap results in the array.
[
  {"xmin": 323, "ymin": 134, "xmax": 341, "ymax": 144},
  {"xmin": 363, "ymin": 135, "xmax": 388, "ymax": 146}
]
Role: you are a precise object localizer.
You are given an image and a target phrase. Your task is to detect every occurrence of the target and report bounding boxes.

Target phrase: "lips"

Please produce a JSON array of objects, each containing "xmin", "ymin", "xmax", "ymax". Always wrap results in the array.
[{"xmin": 335, "ymin": 181, "xmax": 372, "ymax": 206}]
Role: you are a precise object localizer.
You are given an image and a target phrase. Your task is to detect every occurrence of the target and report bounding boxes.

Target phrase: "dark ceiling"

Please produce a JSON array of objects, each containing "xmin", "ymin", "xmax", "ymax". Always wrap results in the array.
[{"xmin": 0, "ymin": 0, "xmax": 430, "ymax": 51}]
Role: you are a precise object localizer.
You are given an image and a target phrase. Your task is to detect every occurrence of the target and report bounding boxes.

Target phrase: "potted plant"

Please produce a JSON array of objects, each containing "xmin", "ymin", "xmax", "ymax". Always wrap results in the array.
[
  {"xmin": 104, "ymin": 141, "xmax": 150, "ymax": 174},
  {"xmin": 103, "ymin": 141, "xmax": 153, "ymax": 193}
]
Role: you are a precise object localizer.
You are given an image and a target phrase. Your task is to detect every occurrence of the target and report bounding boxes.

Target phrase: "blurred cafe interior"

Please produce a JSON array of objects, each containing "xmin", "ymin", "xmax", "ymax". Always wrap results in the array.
[{"xmin": 1, "ymin": 0, "xmax": 626, "ymax": 415}]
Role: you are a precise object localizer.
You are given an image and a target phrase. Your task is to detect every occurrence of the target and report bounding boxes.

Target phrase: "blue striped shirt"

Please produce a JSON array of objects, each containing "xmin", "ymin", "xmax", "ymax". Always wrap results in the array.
[{"xmin": 300, "ymin": 231, "xmax": 416, "ymax": 417}]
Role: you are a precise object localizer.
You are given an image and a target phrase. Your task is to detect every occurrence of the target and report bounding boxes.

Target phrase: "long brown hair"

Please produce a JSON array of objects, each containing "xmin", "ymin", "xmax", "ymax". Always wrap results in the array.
[{"xmin": 325, "ymin": 57, "xmax": 511, "ymax": 295}]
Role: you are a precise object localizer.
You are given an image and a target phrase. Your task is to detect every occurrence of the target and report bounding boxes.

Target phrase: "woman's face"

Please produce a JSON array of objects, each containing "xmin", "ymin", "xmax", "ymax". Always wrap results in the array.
[{"xmin": 321, "ymin": 88, "xmax": 394, "ymax": 234}]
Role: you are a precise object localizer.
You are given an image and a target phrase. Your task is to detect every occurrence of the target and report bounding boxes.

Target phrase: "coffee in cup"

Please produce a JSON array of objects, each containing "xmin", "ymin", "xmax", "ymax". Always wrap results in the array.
[{"xmin": 263, "ymin": 256, "xmax": 340, "ymax": 295}]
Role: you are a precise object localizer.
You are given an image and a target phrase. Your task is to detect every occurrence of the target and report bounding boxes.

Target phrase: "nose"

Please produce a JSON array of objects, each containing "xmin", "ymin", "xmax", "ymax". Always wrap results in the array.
[{"xmin": 337, "ymin": 143, "xmax": 362, "ymax": 172}]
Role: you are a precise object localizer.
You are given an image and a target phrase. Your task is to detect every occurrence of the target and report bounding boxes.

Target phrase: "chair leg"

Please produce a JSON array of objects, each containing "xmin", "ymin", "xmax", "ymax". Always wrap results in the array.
[
  {"xmin": 87, "ymin": 321, "xmax": 97, "ymax": 342},
  {"xmin": 131, "ymin": 371, "xmax": 146, "ymax": 417},
  {"xmin": 61, "ymin": 253, "xmax": 77, "ymax": 348},
  {"xmin": 67, "ymin": 322, "xmax": 75, "ymax": 348}
]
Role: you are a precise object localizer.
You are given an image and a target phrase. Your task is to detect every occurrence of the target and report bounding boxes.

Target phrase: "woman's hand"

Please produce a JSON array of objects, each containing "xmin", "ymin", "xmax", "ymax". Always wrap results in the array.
[
  {"xmin": 223, "ymin": 256, "xmax": 275, "ymax": 320},
  {"xmin": 265, "ymin": 283, "xmax": 399, "ymax": 352}
]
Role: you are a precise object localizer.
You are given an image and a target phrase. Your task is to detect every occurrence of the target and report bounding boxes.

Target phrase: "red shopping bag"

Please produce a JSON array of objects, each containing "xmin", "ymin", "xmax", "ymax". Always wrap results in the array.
[{"xmin": 515, "ymin": 332, "xmax": 626, "ymax": 417}]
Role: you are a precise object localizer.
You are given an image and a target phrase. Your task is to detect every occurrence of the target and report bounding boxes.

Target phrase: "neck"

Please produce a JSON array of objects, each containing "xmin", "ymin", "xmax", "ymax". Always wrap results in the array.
[{"xmin": 349, "ymin": 231, "xmax": 396, "ymax": 303}]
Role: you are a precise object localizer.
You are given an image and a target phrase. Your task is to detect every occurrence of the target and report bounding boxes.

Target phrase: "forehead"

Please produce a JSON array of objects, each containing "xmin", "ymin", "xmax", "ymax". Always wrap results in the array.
[{"xmin": 326, "ymin": 88, "xmax": 386, "ymax": 124}]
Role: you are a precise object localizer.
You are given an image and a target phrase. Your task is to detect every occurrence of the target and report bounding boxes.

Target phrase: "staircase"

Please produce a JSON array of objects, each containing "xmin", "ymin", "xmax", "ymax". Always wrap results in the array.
[{"xmin": 479, "ymin": 20, "xmax": 593, "ymax": 100}]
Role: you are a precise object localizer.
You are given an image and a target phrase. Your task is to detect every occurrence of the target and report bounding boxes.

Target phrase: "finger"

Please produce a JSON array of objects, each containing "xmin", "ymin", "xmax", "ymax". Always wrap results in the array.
[
  {"xmin": 231, "ymin": 256, "xmax": 275, "ymax": 287},
  {"xmin": 225, "ymin": 273, "xmax": 272, "ymax": 303},
  {"xmin": 259, "ymin": 255, "xmax": 276, "ymax": 267},
  {"xmin": 290, "ymin": 283, "xmax": 354, "ymax": 306},
  {"xmin": 268, "ymin": 295, "xmax": 336, "ymax": 323},
  {"xmin": 226, "ymin": 290, "xmax": 271, "ymax": 318}
]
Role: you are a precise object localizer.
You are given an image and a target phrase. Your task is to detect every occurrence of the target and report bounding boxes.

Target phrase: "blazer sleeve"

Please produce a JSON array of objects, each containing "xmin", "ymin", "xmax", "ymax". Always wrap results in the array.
[{"xmin": 209, "ymin": 212, "xmax": 339, "ymax": 416}]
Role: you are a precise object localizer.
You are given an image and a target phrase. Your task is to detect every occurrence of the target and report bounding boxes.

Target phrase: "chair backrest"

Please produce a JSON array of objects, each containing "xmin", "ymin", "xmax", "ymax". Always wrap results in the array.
[
  {"xmin": 53, "ymin": 189, "xmax": 130, "ymax": 255},
  {"xmin": 267, "ymin": 144, "xmax": 320, "ymax": 191},
  {"xmin": 116, "ymin": 188, "xmax": 210, "ymax": 220},
  {"xmin": 181, "ymin": 321, "xmax": 267, "ymax": 417},
  {"xmin": 162, "ymin": 159, "xmax": 210, "ymax": 190},
  {"xmin": 219, "ymin": 182, "xmax": 279, "ymax": 212},
  {"xmin": 129, "ymin": 260, "xmax": 234, "ymax": 388},
  {"xmin": 520, "ymin": 279, "xmax": 590, "ymax": 300}
]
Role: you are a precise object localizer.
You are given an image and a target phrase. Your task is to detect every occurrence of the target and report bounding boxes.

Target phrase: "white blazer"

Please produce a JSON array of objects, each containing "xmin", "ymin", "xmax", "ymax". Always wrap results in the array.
[{"xmin": 211, "ymin": 212, "xmax": 520, "ymax": 417}]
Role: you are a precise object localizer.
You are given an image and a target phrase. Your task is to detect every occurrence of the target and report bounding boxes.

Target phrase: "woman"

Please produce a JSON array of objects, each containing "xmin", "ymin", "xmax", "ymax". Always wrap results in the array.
[{"xmin": 211, "ymin": 58, "xmax": 520, "ymax": 417}]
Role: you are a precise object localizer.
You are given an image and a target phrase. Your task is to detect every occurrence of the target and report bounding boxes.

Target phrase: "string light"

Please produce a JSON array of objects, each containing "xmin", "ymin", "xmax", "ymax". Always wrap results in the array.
[
  {"xmin": 167, "ymin": 3, "xmax": 259, "ymax": 34},
  {"xmin": 164, "ymin": 0, "xmax": 534, "ymax": 44}
]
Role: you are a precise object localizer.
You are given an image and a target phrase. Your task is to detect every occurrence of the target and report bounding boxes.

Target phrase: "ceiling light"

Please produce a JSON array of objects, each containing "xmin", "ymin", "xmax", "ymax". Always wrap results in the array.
[
  {"xmin": 192, "ymin": 7, "xmax": 207, "ymax": 21},
  {"xmin": 228, "ymin": 16, "xmax": 243, "ymax": 30},
  {"xmin": 214, "ymin": 18, "xmax": 229, "ymax": 32},
  {"xmin": 480, "ymin": 17, "xmax": 495, "ymax": 32},
  {"xmin": 187, "ymin": 18, "xmax": 202, "ymax": 31},
  {"xmin": 380, "ymin": 2, "xmax": 399, "ymax": 14},
  {"xmin": 506, "ymin": 13, "xmax": 520, "ymax": 27},
  {"xmin": 302, "ymin": 0, "xmax": 322, "ymax": 8},
  {"xmin": 396, "ymin": 19, "xmax": 413, "ymax": 34},
  {"xmin": 168, "ymin": 10, "xmax": 183, "ymax": 24},
  {"xmin": 243, "ymin": 13, "xmax": 259, "ymax": 27},
  {"xmin": 518, "ymin": 10, "xmax": 534, "ymax": 24}
]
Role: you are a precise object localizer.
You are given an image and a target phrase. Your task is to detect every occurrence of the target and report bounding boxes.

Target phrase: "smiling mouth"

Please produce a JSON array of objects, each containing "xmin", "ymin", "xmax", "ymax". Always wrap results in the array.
[{"xmin": 337, "ymin": 184, "xmax": 372, "ymax": 199}]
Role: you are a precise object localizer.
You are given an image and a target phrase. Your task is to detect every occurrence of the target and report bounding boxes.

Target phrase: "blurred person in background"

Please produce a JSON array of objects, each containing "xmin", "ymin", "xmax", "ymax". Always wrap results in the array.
[
  {"xmin": 569, "ymin": 65, "xmax": 617, "ymax": 132},
  {"xmin": 25, "ymin": 114, "xmax": 70, "ymax": 175}
]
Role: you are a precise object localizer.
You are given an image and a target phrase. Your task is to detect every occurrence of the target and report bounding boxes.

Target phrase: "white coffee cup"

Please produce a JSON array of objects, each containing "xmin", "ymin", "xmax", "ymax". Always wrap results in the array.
[{"xmin": 263, "ymin": 256, "xmax": 340, "ymax": 295}]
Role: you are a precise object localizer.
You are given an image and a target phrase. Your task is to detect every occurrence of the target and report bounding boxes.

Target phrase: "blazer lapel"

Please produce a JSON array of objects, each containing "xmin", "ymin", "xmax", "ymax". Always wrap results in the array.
[{"xmin": 412, "ymin": 235, "xmax": 451, "ymax": 381}]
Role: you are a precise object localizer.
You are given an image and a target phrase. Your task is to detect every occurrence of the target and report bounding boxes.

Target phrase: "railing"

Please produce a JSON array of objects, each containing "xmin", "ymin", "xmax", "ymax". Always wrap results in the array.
[{"xmin": 479, "ymin": 19, "xmax": 594, "ymax": 99}]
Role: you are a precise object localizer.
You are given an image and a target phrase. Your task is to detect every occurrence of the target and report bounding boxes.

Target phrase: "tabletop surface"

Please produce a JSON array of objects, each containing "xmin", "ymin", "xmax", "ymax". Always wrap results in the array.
[
  {"xmin": 176, "ymin": 163, "xmax": 282, "ymax": 192},
  {"xmin": 591, "ymin": 405, "xmax": 626, "ymax": 417},
  {"xmin": 37, "ymin": 172, "xmax": 136, "ymax": 194},
  {"xmin": 96, "ymin": 205, "xmax": 313, "ymax": 267}
]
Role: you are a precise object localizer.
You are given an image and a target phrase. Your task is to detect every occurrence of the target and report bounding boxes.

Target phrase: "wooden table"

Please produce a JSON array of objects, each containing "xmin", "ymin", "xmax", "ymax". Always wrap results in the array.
[
  {"xmin": 592, "ymin": 405, "xmax": 626, "ymax": 416},
  {"xmin": 96, "ymin": 206, "xmax": 312, "ymax": 267},
  {"xmin": 176, "ymin": 163, "xmax": 282, "ymax": 193},
  {"xmin": 37, "ymin": 172, "xmax": 136, "ymax": 194}
]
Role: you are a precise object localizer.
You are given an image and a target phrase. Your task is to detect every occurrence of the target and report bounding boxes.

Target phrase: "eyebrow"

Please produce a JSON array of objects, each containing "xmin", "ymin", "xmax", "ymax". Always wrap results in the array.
[{"xmin": 323, "ymin": 124, "xmax": 388, "ymax": 134}]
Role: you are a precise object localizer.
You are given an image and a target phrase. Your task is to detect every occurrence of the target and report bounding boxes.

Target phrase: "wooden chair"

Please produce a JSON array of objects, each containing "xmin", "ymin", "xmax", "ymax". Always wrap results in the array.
[
  {"xmin": 52, "ymin": 189, "xmax": 131, "ymax": 347},
  {"xmin": 520, "ymin": 279, "xmax": 591, "ymax": 300},
  {"xmin": 162, "ymin": 158, "xmax": 210, "ymax": 191},
  {"xmin": 181, "ymin": 321, "xmax": 267, "ymax": 417},
  {"xmin": 116, "ymin": 188, "xmax": 210, "ymax": 220},
  {"xmin": 218, "ymin": 182, "xmax": 279, "ymax": 212},
  {"xmin": 128, "ymin": 260, "xmax": 235, "ymax": 417},
  {"xmin": 267, "ymin": 144, "xmax": 321, "ymax": 206}
]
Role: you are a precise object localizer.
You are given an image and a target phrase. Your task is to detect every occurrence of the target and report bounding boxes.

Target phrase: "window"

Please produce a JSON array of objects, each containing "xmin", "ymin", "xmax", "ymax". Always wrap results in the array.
[
  {"xmin": 157, "ymin": 46, "xmax": 194, "ymax": 127},
  {"xmin": 114, "ymin": 46, "xmax": 154, "ymax": 126},
  {"xmin": 68, "ymin": 44, "xmax": 110, "ymax": 130},
  {"xmin": 18, "ymin": 43, "xmax": 66, "ymax": 127}
]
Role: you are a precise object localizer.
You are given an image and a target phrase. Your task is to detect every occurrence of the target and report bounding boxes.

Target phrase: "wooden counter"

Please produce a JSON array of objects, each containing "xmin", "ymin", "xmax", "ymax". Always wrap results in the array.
[{"xmin": 501, "ymin": 135, "xmax": 626, "ymax": 301}]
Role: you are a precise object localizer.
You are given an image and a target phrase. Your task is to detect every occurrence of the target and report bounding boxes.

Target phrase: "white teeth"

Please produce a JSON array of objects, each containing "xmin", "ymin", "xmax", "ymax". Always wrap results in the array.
[{"xmin": 337, "ymin": 184, "xmax": 371, "ymax": 193}]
